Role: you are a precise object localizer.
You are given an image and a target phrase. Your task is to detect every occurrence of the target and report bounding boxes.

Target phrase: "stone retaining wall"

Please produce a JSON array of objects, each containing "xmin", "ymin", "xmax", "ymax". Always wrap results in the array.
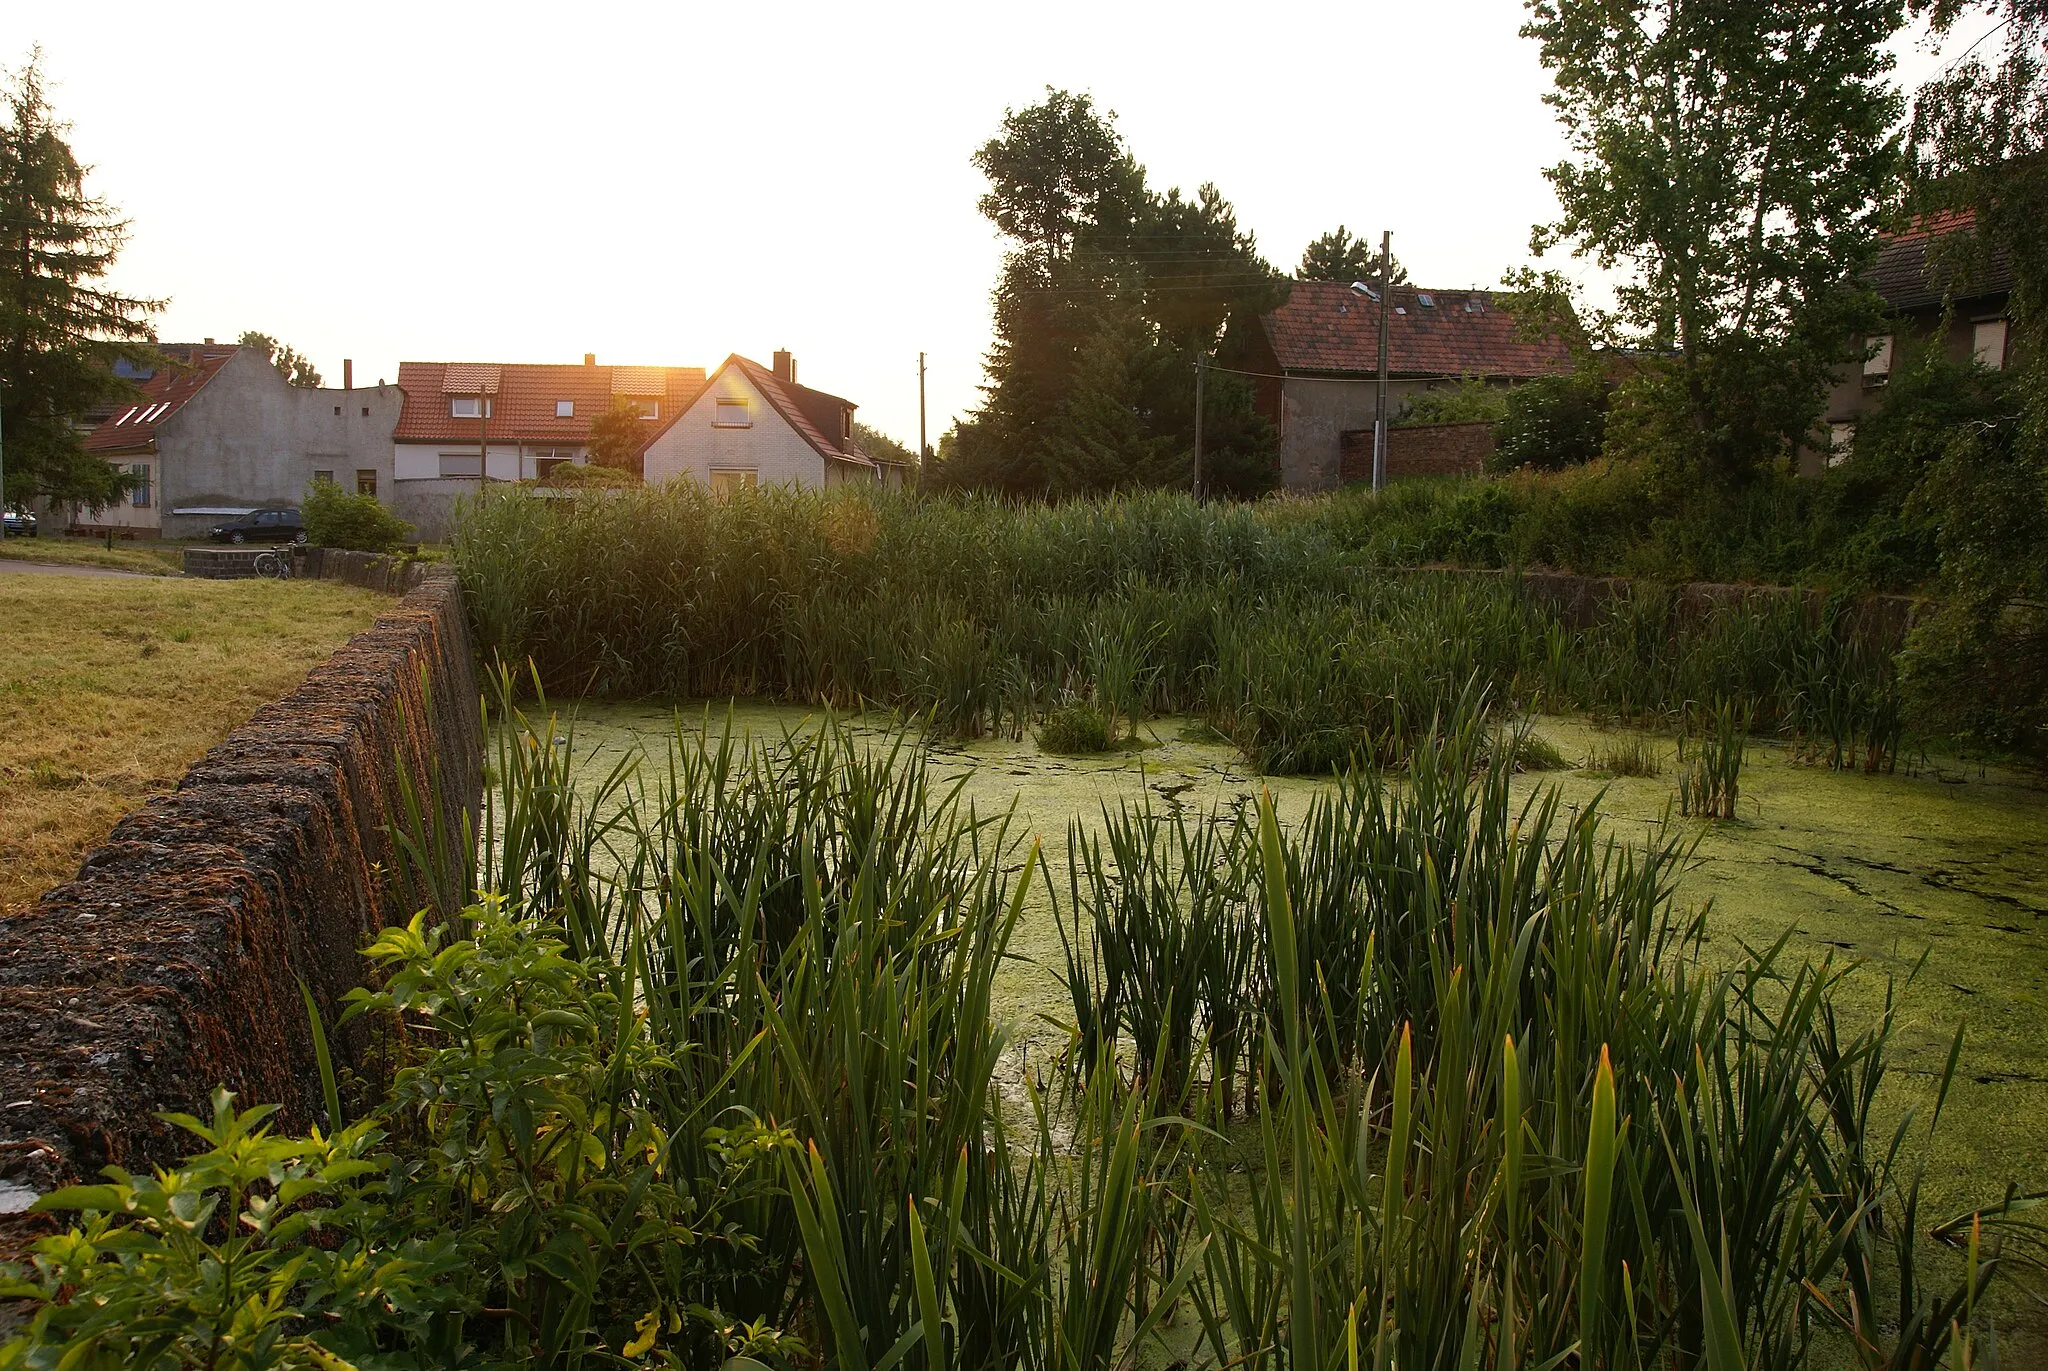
[{"xmin": 0, "ymin": 568, "xmax": 481, "ymax": 1242}]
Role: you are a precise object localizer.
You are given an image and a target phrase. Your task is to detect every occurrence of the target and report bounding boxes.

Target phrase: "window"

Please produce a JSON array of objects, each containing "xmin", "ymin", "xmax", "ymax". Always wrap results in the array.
[
  {"xmin": 710, "ymin": 469, "xmax": 758, "ymax": 495},
  {"xmin": 356, "ymin": 469, "xmax": 377, "ymax": 497},
  {"xmin": 438, "ymin": 453, "xmax": 484, "ymax": 478},
  {"xmin": 1863, "ymin": 334, "xmax": 1892, "ymax": 384},
  {"xmin": 714, "ymin": 398, "xmax": 751, "ymax": 428},
  {"xmin": 361, "ymin": 406, "xmax": 370, "ymax": 417},
  {"xmin": 1827, "ymin": 422, "xmax": 1855, "ymax": 469},
  {"xmin": 333, "ymin": 405, "xmax": 342, "ymax": 416},
  {"xmin": 1974, "ymin": 318, "xmax": 2008, "ymax": 370},
  {"xmin": 313, "ymin": 468, "xmax": 335, "ymax": 485},
  {"xmin": 632, "ymin": 399, "xmax": 660, "ymax": 420},
  {"xmin": 129, "ymin": 463, "xmax": 151, "ymax": 508},
  {"xmin": 258, "ymin": 510, "xmax": 285, "ymax": 527},
  {"xmin": 449, "ymin": 396, "xmax": 492, "ymax": 419},
  {"xmin": 532, "ymin": 447, "xmax": 579, "ymax": 480},
  {"xmin": 556, "ymin": 399, "xmax": 575, "ymax": 418}
]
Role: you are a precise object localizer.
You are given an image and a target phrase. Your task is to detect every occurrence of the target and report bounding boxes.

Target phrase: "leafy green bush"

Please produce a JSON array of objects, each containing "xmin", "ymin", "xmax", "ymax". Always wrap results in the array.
[
  {"xmin": 1491, "ymin": 367, "xmax": 1608, "ymax": 471},
  {"xmin": 535, "ymin": 461, "xmax": 641, "ymax": 489},
  {"xmin": 1395, "ymin": 376, "xmax": 1508, "ymax": 427},
  {"xmin": 301, "ymin": 480, "xmax": 412, "ymax": 553},
  {"xmin": 0, "ymin": 903, "xmax": 797, "ymax": 1368}
]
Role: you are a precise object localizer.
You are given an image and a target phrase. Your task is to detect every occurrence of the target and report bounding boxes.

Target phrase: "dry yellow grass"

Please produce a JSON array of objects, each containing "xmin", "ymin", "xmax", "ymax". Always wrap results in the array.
[{"xmin": 0, "ymin": 572, "xmax": 388, "ymax": 916}]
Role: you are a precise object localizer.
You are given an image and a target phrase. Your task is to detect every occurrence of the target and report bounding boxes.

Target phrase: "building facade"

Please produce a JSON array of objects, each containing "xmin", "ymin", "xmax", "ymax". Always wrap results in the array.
[
  {"xmin": 1236, "ymin": 281, "xmax": 1573, "ymax": 492},
  {"xmin": 1811, "ymin": 210, "xmax": 2014, "ymax": 474},
  {"xmin": 79, "ymin": 344, "xmax": 402, "ymax": 538},
  {"xmin": 643, "ymin": 352, "xmax": 896, "ymax": 490},
  {"xmin": 389, "ymin": 356, "xmax": 708, "ymax": 539}
]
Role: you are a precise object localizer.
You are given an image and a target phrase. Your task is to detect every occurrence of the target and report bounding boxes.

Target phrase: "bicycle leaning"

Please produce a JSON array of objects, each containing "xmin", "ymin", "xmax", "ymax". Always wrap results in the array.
[{"xmin": 252, "ymin": 545, "xmax": 296, "ymax": 580}]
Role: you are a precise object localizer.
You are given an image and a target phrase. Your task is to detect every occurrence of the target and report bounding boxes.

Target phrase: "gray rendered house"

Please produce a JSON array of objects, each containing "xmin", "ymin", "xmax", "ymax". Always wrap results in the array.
[{"xmin": 78, "ymin": 343, "xmax": 402, "ymax": 539}]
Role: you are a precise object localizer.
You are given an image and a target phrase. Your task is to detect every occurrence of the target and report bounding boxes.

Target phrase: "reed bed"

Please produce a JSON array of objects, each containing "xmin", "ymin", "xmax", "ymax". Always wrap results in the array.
[
  {"xmin": 454, "ymin": 485, "xmax": 1911, "ymax": 774},
  {"xmin": 14, "ymin": 696, "xmax": 2036, "ymax": 1367}
]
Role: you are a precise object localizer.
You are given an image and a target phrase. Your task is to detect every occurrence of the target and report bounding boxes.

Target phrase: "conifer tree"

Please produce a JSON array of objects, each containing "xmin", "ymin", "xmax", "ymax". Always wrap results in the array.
[{"xmin": 0, "ymin": 52, "xmax": 162, "ymax": 508}]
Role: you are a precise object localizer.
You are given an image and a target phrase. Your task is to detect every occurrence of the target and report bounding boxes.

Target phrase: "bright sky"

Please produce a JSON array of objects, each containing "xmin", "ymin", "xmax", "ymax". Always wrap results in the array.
[{"xmin": 16, "ymin": 1, "xmax": 1999, "ymax": 448}]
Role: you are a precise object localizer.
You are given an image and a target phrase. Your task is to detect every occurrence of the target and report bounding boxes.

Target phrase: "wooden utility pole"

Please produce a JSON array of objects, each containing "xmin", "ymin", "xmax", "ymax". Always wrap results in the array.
[
  {"xmin": 1373, "ymin": 230, "xmax": 1393, "ymax": 493},
  {"xmin": 1192, "ymin": 352, "xmax": 1206, "ymax": 499},
  {"xmin": 917, "ymin": 352, "xmax": 928, "ymax": 492}
]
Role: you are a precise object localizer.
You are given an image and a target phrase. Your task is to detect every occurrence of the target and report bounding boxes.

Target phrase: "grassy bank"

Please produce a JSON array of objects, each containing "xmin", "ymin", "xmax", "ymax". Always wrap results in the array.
[
  {"xmin": 0, "ymin": 536, "xmax": 188, "ymax": 576},
  {"xmin": 0, "ymin": 574, "xmax": 388, "ymax": 917}
]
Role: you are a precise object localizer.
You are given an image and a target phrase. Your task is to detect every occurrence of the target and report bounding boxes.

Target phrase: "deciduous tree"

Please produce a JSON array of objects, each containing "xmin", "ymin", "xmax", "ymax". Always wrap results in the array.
[
  {"xmin": 941, "ymin": 89, "xmax": 1283, "ymax": 497},
  {"xmin": 587, "ymin": 396, "xmax": 646, "ymax": 475},
  {"xmin": 0, "ymin": 51, "xmax": 161, "ymax": 508},
  {"xmin": 238, "ymin": 330, "xmax": 322, "ymax": 387},
  {"xmin": 1524, "ymin": 0, "xmax": 1905, "ymax": 481}
]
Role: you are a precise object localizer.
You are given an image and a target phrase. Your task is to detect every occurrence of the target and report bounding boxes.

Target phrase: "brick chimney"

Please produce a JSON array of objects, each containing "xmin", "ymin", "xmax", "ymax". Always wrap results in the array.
[
  {"xmin": 584, "ymin": 353, "xmax": 596, "ymax": 367},
  {"xmin": 773, "ymin": 350, "xmax": 795, "ymax": 384},
  {"xmin": 342, "ymin": 359, "xmax": 353, "ymax": 390}
]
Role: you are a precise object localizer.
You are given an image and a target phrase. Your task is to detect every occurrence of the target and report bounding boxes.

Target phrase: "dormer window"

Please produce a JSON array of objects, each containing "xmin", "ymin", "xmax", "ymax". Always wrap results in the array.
[
  {"xmin": 714, "ymin": 398, "xmax": 751, "ymax": 428},
  {"xmin": 632, "ymin": 399, "xmax": 659, "ymax": 420},
  {"xmin": 450, "ymin": 396, "xmax": 492, "ymax": 419},
  {"xmin": 556, "ymin": 399, "xmax": 575, "ymax": 417}
]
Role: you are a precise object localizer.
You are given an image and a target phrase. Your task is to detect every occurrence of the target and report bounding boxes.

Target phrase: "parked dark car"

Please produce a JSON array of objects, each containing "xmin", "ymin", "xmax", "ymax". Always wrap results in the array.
[
  {"xmin": 2, "ymin": 506, "xmax": 34, "ymax": 538},
  {"xmin": 209, "ymin": 507, "xmax": 306, "ymax": 544}
]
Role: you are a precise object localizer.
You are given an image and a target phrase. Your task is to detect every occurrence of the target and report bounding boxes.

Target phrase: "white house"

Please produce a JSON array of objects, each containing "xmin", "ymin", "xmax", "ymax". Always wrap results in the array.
[{"xmin": 643, "ymin": 352, "xmax": 911, "ymax": 491}]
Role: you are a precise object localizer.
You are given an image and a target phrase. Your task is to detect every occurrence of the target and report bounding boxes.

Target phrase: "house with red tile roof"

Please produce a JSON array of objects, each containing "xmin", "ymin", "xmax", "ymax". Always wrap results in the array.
[
  {"xmin": 1237, "ymin": 282, "xmax": 1573, "ymax": 492},
  {"xmin": 643, "ymin": 351, "xmax": 910, "ymax": 492},
  {"xmin": 1813, "ymin": 209, "xmax": 2014, "ymax": 473},
  {"xmin": 78, "ymin": 343, "xmax": 402, "ymax": 538},
  {"xmin": 388, "ymin": 356, "xmax": 707, "ymax": 537}
]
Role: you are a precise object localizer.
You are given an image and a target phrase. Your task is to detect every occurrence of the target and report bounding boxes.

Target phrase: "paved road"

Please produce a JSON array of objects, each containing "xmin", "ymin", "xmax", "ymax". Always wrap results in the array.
[{"xmin": 0, "ymin": 558, "xmax": 168, "ymax": 580}]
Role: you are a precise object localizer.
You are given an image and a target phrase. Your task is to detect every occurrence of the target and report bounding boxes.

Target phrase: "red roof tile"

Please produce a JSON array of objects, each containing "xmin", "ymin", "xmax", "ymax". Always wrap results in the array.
[
  {"xmin": 84, "ymin": 345, "xmax": 242, "ymax": 454},
  {"xmin": 1261, "ymin": 281, "xmax": 1573, "ymax": 379},
  {"xmin": 393, "ymin": 360, "xmax": 708, "ymax": 448}
]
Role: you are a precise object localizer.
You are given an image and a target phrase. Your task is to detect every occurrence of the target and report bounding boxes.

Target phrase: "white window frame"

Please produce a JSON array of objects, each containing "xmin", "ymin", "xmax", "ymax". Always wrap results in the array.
[
  {"xmin": 1973, "ymin": 318, "xmax": 2008, "ymax": 370},
  {"xmin": 449, "ymin": 396, "xmax": 493, "ymax": 419},
  {"xmin": 713, "ymin": 398, "xmax": 752, "ymax": 428},
  {"xmin": 438, "ymin": 452, "xmax": 484, "ymax": 478},
  {"xmin": 1863, "ymin": 334, "xmax": 1893, "ymax": 380},
  {"xmin": 556, "ymin": 399, "xmax": 575, "ymax": 418},
  {"xmin": 709, "ymin": 468, "xmax": 758, "ymax": 494}
]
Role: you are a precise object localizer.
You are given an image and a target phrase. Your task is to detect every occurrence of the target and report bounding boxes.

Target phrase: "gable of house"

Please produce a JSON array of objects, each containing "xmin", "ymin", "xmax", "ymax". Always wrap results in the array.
[
  {"xmin": 85, "ymin": 343, "xmax": 244, "ymax": 457},
  {"xmin": 642, "ymin": 354, "xmax": 875, "ymax": 489}
]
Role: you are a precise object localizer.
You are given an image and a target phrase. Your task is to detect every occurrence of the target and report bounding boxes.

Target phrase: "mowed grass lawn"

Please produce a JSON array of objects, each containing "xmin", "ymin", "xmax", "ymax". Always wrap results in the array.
[{"xmin": 0, "ymin": 571, "xmax": 387, "ymax": 916}]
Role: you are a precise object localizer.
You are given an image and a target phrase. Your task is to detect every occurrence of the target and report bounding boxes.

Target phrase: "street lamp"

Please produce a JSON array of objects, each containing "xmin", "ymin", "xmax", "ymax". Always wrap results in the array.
[{"xmin": 1349, "ymin": 230, "xmax": 1394, "ymax": 490}]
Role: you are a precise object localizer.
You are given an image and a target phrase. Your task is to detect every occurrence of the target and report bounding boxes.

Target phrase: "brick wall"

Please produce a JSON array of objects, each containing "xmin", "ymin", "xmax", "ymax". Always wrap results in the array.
[{"xmin": 1341, "ymin": 421, "xmax": 1497, "ymax": 481}]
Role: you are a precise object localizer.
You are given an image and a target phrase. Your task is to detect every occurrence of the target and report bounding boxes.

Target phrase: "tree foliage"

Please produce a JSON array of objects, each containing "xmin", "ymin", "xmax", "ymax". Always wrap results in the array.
[
  {"xmin": 1897, "ymin": 0, "xmax": 2048, "ymax": 750},
  {"xmin": 939, "ymin": 89, "xmax": 1284, "ymax": 498},
  {"xmin": 1297, "ymin": 225, "xmax": 1408, "ymax": 286},
  {"xmin": 586, "ymin": 395, "xmax": 646, "ymax": 474},
  {"xmin": 237, "ymin": 330, "xmax": 322, "ymax": 387},
  {"xmin": 0, "ymin": 51, "xmax": 162, "ymax": 508},
  {"xmin": 852, "ymin": 420, "xmax": 914, "ymax": 466},
  {"xmin": 1525, "ymin": 0, "xmax": 1905, "ymax": 482}
]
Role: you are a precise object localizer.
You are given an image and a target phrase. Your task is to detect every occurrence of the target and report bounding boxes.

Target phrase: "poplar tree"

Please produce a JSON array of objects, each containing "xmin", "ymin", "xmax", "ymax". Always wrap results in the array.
[
  {"xmin": 1524, "ymin": 0, "xmax": 1905, "ymax": 481},
  {"xmin": 0, "ymin": 52, "xmax": 162, "ymax": 508}
]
